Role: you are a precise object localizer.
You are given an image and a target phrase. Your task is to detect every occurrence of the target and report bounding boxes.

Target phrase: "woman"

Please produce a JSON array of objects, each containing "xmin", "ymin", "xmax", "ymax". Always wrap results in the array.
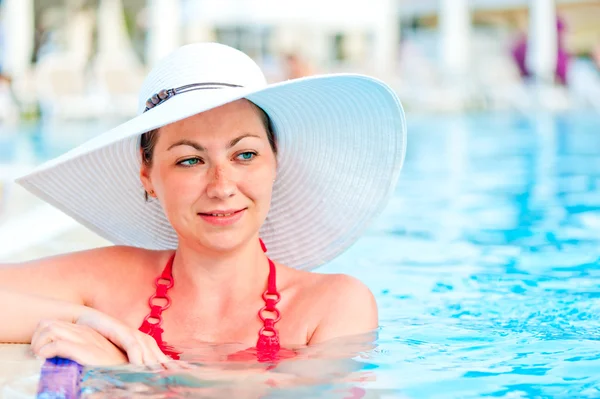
[{"xmin": 0, "ymin": 43, "xmax": 406, "ymax": 366}]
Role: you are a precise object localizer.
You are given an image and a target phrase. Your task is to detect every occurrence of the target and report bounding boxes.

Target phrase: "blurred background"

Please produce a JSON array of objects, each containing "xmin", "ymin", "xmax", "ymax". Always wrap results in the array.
[{"xmin": 1, "ymin": 0, "xmax": 600, "ymax": 261}]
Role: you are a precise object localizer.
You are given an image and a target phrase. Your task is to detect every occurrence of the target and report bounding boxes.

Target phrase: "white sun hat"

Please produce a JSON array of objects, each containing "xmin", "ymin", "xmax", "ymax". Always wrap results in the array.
[{"xmin": 16, "ymin": 42, "xmax": 406, "ymax": 271}]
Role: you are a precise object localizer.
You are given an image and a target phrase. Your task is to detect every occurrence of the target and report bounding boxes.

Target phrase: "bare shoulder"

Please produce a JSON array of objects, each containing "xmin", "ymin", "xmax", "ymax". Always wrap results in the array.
[
  {"xmin": 316, "ymin": 273, "xmax": 375, "ymax": 300},
  {"xmin": 281, "ymin": 267, "xmax": 378, "ymax": 345},
  {"xmin": 12, "ymin": 245, "xmax": 159, "ymax": 278},
  {"xmin": 314, "ymin": 273, "xmax": 378, "ymax": 322},
  {"xmin": 68, "ymin": 245, "xmax": 167, "ymax": 276}
]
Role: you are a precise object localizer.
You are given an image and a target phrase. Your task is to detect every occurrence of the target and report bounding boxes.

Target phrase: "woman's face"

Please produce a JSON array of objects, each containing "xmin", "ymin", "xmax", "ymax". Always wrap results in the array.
[{"xmin": 141, "ymin": 99, "xmax": 277, "ymax": 252}]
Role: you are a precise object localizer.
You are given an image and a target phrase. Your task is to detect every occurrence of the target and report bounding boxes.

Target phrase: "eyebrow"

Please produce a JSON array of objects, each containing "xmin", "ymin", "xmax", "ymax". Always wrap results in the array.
[{"xmin": 167, "ymin": 134, "xmax": 262, "ymax": 151}]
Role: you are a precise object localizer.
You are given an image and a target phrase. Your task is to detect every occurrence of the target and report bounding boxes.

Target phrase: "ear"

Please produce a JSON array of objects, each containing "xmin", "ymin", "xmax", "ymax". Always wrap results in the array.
[{"xmin": 139, "ymin": 152, "xmax": 154, "ymax": 195}]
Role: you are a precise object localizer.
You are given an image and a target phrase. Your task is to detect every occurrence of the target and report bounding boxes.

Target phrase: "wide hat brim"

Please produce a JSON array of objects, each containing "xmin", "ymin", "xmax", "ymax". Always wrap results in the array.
[{"xmin": 16, "ymin": 73, "xmax": 406, "ymax": 270}]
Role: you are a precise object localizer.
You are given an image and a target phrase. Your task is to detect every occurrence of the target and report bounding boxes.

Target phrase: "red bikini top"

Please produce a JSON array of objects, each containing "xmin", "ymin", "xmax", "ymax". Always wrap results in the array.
[{"xmin": 138, "ymin": 239, "xmax": 283, "ymax": 362}]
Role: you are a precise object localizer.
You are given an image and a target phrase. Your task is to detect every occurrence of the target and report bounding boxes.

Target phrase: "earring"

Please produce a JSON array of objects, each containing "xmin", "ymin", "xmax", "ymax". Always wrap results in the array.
[{"xmin": 148, "ymin": 190, "xmax": 155, "ymax": 197}]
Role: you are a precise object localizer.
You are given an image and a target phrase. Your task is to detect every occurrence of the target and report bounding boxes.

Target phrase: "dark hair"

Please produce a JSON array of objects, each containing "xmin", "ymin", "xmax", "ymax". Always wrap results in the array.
[{"xmin": 141, "ymin": 105, "xmax": 277, "ymax": 201}]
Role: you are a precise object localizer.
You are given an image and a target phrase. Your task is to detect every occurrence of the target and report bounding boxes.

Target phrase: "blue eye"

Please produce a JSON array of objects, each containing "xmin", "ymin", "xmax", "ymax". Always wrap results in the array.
[
  {"xmin": 237, "ymin": 152, "xmax": 256, "ymax": 161},
  {"xmin": 178, "ymin": 158, "xmax": 202, "ymax": 167}
]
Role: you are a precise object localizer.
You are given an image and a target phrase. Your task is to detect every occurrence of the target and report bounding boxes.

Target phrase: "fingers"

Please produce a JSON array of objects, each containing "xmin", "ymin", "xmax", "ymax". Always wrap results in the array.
[
  {"xmin": 164, "ymin": 360, "xmax": 197, "ymax": 371},
  {"xmin": 42, "ymin": 312, "xmax": 181, "ymax": 369},
  {"xmin": 36, "ymin": 340, "xmax": 87, "ymax": 365},
  {"xmin": 31, "ymin": 320, "xmax": 84, "ymax": 355},
  {"xmin": 117, "ymin": 330, "xmax": 170, "ymax": 368},
  {"xmin": 119, "ymin": 333, "xmax": 149, "ymax": 365},
  {"xmin": 143, "ymin": 334, "xmax": 171, "ymax": 364},
  {"xmin": 76, "ymin": 311, "xmax": 163, "ymax": 366},
  {"xmin": 77, "ymin": 310, "xmax": 146, "ymax": 365},
  {"xmin": 76, "ymin": 310, "xmax": 124, "ymax": 347},
  {"xmin": 31, "ymin": 320, "xmax": 129, "ymax": 366},
  {"xmin": 36, "ymin": 339, "xmax": 127, "ymax": 367},
  {"xmin": 31, "ymin": 319, "xmax": 56, "ymax": 353},
  {"xmin": 30, "ymin": 320, "xmax": 51, "ymax": 355},
  {"xmin": 137, "ymin": 333, "xmax": 172, "ymax": 370}
]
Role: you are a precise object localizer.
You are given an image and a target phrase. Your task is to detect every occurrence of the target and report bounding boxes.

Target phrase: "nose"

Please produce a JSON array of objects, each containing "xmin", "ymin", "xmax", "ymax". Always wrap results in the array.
[{"xmin": 206, "ymin": 164, "xmax": 236, "ymax": 199}]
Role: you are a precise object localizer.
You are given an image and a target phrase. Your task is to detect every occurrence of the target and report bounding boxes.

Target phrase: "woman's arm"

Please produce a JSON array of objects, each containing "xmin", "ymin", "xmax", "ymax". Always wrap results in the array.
[
  {"xmin": 0, "ymin": 247, "xmax": 168, "ymax": 365},
  {"xmin": 0, "ymin": 288, "xmax": 86, "ymax": 343},
  {"xmin": 0, "ymin": 246, "xmax": 133, "ymax": 305},
  {"xmin": 0, "ymin": 289, "xmax": 168, "ymax": 365},
  {"xmin": 0, "ymin": 249, "xmax": 100, "ymax": 342},
  {"xmin": 0, "ymin": 247, "xmax": 123, "ymax": 343}
]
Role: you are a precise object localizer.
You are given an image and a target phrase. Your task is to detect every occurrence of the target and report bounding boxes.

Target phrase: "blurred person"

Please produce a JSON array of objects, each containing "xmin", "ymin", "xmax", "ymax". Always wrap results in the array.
[
  {"xmin": 592, "ymin": 42, "xmax": 600, "ymax": 71},
  {"xmin": 283, "ymin": 52, "xmax": 315, "ymax": 80},
  {"xmin": 0, "ymin": 5, "xmax": 8, "ymax": 85},
  {"xmin": 0, "ymin": 69, "xmax": 9, "ymax": 84},
  {"xmin": 512, "ymin": 17, "xmax": 569, "ymax": 85},
  {"xmin": 0, "ymin": 28, "xmax": 17, "ymax": 116},
  {"xmin": 0, "ymin": 25, "xmax": 13, "ymax": 101},
  {"xmin": 0, "ymin": 43, "xmax": 406, "ymax": 367}
]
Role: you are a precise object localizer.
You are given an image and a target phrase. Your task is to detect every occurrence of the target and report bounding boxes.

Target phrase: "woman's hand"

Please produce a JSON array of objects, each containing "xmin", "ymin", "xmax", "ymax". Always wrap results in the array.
[
  {"xmin": 30, "ymin": 309, "xmax": 170, "ymax": 367},
  {"xmin": 75, "ymin": 309, "xmax": 171, "ymax": 366},
  {"xmin": 31, "ymin": 319, "xmax": 128, "ymax": 366}
]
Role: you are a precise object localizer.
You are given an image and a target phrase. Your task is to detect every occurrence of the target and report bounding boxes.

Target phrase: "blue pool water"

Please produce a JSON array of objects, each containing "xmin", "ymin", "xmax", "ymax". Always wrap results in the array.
[
  {"xmin": 2, "ymin": 112, "xmax": 600, "ymax": 398},
  {"xmin": 324, "ymin": 112, "xmax": 600, "ymax": 398}
]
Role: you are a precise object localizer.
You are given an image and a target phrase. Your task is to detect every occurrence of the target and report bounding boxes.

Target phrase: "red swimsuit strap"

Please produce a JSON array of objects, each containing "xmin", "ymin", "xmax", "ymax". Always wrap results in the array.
[
  {"xmin": 138, "ymin": 254, "xmax": 179, "ymax": 359},
  {"xmin": 256, "ymin": 256, "xmax": 281, "ymax": 360},
  {"xmin": 139, "ymin": 239, "xmax": 282, "ymax": 362}
]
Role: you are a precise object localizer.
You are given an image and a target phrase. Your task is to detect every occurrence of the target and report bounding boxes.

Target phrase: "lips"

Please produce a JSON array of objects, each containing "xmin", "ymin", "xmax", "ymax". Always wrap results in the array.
[
  {"xmin": 199, "ymin": 209, "xmax": 245, "ymax": 217},
  {"xmin": 198, "ymin": 208, "xmax": 246, "ymax": 226}
]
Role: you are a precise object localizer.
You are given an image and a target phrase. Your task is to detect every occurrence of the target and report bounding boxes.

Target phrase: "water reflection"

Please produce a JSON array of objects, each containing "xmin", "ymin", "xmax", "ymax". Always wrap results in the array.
[{"xmin": 78, "ymin": 333, "xmax": 383, "ymax": 398}]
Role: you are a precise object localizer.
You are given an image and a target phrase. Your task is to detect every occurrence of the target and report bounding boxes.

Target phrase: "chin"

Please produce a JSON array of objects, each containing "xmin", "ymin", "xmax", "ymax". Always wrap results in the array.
[
  {"xmin": 175, "ymin": 217, "xmax": 261, "ymax": 252},
  {"xmin": 197, "ymin": 232, "xmax": 253, "ymax": 253}
]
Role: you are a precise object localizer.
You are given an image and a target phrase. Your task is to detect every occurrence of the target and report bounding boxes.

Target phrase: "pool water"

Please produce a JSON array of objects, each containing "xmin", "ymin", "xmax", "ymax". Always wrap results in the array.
[
  {"xmin": 326, "ymin": 112, "xmax": 600, "ymax": 398},
  {"xmin": 2, "ymin": 112, "xmax": 600, "ymax": 398}
]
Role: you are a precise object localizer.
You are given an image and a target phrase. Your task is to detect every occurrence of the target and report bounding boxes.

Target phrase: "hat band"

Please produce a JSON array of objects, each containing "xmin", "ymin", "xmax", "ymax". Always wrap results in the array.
[{"xmin": 144, "ymin": 82, "xmax": 244, "ymax": 112}]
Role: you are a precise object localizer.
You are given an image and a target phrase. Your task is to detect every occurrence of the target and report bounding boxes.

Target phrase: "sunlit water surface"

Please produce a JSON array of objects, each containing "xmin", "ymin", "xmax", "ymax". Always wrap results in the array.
[{"xmin": 2, "ymin": 112, "xmax": 599, "ymax": 398}]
